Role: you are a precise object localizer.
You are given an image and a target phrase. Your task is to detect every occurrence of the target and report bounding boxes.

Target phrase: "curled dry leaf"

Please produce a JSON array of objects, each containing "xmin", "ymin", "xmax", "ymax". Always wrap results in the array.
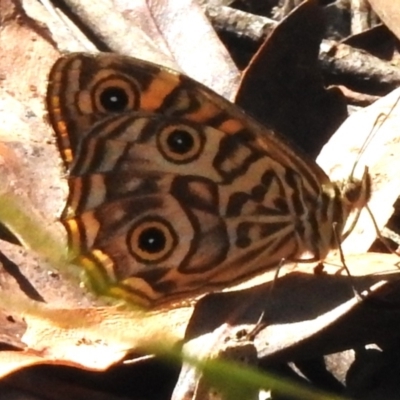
[
  {"xmin": 140, "ymin": 0, "xmax": 241, "ymax": 99},
  {"xmin": 183, "ymin": 252, "xmax": 400, "ymax": 366},
  {"xmin": 318, "ymin": 87, "xmax": 400, "ymax": 255}
]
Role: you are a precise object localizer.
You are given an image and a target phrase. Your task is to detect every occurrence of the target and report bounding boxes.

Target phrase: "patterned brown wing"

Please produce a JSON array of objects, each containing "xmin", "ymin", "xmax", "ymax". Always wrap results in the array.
[{"xmin": 46, "ymin": 53, "xmax": 371, "ymax": 308}]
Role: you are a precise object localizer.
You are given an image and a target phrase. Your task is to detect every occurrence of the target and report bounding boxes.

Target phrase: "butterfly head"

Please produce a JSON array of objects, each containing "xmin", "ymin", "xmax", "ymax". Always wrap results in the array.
[{"xmin": 339, "ymin": 166, "xmax": 371, "ymax": 211}]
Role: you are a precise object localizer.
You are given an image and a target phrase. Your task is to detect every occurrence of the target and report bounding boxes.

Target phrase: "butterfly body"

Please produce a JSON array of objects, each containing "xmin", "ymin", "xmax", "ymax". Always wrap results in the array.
[{"xmin": 47, "ymin": 53, "xmax": 371, "ymax": 308}]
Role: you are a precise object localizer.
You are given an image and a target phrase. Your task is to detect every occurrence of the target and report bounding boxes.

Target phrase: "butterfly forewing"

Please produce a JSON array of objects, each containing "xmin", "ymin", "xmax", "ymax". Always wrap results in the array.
[{"xmin": 47, "ymin": 52, "xmax": 371, "ymax": 308}]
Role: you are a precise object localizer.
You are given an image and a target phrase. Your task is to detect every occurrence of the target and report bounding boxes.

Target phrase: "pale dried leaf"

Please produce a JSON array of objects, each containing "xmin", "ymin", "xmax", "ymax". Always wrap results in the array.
[
  {"xmin": 0, "ymin": 303, "xmax": 193, "ymax": 377},
  {"xmin": 144, "ymin": 0, "xmax": 240, "ymax": 99},
  {"xmin": 186, "ymin": 253, "xmax": 400, "ymax": 363},
  {"xmin": 173, "ymin": 324, "xmax": 259, "ymax": 400},
  {"xmin": 39, "ymin": 0, "xmax": 240, "ymax": 99},
  {"xmin": 318, "ymin": 88, "xmax": 400, "ymax": 255}
]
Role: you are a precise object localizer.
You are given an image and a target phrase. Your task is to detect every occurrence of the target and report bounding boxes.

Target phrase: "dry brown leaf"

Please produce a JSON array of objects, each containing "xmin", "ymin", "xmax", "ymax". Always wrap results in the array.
[
  {"xmin": 237, "ymin": 0, "xmax": 347, "ymax": 158},
  {"xmin": 368, "ymin": 0, "xmax": 400, "ymax": 41},
  {"xmin": 0, "ymin": 2, "xmax": 65, "ymax": 231},
  {"xmin": 35, "ymin": 0, "xmax": 240, "ymax": 99}
]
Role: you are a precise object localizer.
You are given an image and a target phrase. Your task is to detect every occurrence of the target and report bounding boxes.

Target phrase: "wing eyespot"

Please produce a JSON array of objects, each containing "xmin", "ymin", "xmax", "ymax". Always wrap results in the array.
[
  {"xmin": 128, "ymin": 217, "xmax": 178, "ymax": 264},
  {"xmin": 157, "ymin": 123, "xmax": 205, "ymax": 164},
  {"xmin": 93, "ymin": 77, "xmax": 140, "ymax": 113}
]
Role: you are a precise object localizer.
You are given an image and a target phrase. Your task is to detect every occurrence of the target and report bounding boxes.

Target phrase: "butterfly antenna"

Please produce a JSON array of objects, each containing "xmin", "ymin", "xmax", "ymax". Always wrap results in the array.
[
  {"xmin": 349, "ymin": 94, "xmax": 400, "ymax": 180},
  {"xmin": 343, "ymin": 94, "xmax": 400, "ymax": 242}
]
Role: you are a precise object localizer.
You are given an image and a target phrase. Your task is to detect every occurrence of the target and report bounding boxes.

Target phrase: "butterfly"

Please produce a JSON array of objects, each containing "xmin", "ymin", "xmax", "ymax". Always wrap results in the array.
[{"xmin": 46, "ymin": 52, "xmax": 371, "ymax": 308}]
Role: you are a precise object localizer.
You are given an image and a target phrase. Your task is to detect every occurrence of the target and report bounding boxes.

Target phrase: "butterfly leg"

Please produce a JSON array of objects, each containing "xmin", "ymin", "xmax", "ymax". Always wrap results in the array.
[
  {"xmin": 233, "ymin": 312, "xmax": 266, "ymax": 341},
  {"xmin": 333, "ymin": 222, "xmax": 364, "ymax": 301},
  {"xmin": 267, "ymin": 258, "xmax": 288, "ymax": 298}
]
